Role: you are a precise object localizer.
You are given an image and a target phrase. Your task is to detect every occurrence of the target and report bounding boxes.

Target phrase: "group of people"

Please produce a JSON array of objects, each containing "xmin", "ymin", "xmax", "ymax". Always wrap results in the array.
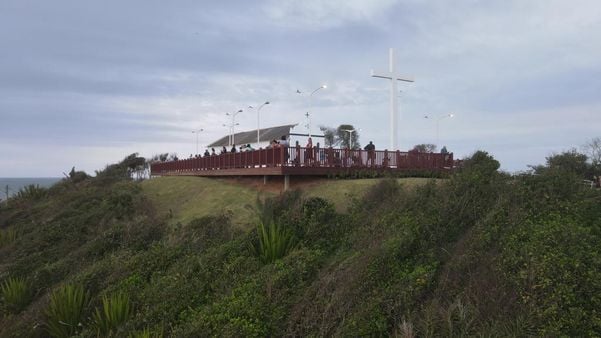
[{"xmin": 187, "ymin": 135, "xmax": 293, "ymax": 159}]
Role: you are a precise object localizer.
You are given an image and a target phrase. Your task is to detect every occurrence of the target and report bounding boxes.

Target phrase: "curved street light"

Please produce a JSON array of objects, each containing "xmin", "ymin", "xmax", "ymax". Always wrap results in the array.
[
  {"xmin": 424, "ymin": 113, "xmax": 454, "ymax": 147},
  {"xmin": 248, "ymin": 101, "xmax": 270, "ymax": 147},
  {"xmin": 341, "ymin": 128, "xmax": 361, "ymax": 149},
  {"xmin": 226, "ymin": 109, "xmax": 243, "ymax": 146},
  {"xmin": 298, "ymin": 85, "xmax": 327, "ymax": 138}
]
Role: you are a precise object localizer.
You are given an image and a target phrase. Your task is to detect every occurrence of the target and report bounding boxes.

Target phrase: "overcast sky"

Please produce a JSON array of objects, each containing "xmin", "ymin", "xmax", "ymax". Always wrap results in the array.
[{"xmin": 1, "ymin": 0, "xmax": 600, "ymax": 176}]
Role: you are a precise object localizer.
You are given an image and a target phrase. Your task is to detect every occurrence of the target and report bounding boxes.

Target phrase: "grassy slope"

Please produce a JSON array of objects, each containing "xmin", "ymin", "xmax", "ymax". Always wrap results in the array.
[
  {"xmin": 141, "ymin": 176, "xmax": 433, "ymax": 226},
  {"xmin": 141, "ymin": 176, "xmax": 264, "ymax": 228}
]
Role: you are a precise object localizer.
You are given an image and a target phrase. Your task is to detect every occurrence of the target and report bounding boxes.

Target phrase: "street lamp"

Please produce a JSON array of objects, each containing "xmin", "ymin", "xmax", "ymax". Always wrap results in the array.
[
  {"xmin": 248, "ymin": 101, "xmax": 270, "ymax": 147},
  {"xmin": 226, "ymin": 109, "xmax": 243, "ymax": 145},
  {"xmin": 222, "ymin": 123, "xmax": 240, "ymax": 146},
  {"xmin": 424, "ymin": 113, "xmax": 454, "ymax": 147},
  {"xmin": 298, "ymin": 84, "xmax": 327, "ymax": 137},
  {"xmin": 191, "ymin": 128, "xmax": 204, "ymax": 155},
  {"xmin": 341, "ymin": 128, "xmax": 361, "ymax": 149}
]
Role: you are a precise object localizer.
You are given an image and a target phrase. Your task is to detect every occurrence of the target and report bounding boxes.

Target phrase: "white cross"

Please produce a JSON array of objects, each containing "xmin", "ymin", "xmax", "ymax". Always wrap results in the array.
[{"xmin": 371, "ymin": 48, "xmax": 414, "ymax": 151}]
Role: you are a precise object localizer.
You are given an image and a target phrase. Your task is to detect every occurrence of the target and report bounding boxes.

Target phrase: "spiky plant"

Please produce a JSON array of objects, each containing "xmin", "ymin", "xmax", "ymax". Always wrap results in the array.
[
  {"xmin": 1, "ymin": 277, "xmax": 32, "ymax": 313},
  {"xmin": 128, "ymin": 327, "xmax": 164, "ymax": 338},
  {"xmin": 0, "ymin": 228, "xmax": 17, "ymax": 247},
  {"xmin": 252, "ymin": 220, "xmax": 297, "ymax": 263},
  {"xmin": 16, "ymin": 184, "xmax": 47, "ymax": 200},
  {"xmin": 45, "ymin": 284, "xmax": 89, "ymax": 338},
  {"xmin": 93, "ymin": 292, "xmax": 133, "ymax": 336}
]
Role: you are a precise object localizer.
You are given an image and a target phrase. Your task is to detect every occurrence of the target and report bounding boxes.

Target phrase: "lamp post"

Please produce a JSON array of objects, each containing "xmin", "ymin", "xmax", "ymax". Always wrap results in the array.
[
  {"xmin": 248, "ymin": 101, "xmax": 270, "ymax": 147},
  {"xmin": 298, "ymin": 85, "xmax": 327, "ymax": 137},
  {"xmin": 341, "ymin": 128, "xmax": 361, "ymax": 149},
  {"xmin": 424, "ymin": 113, "xmax": 454, "ymax": 147},
  {"xmin": 222, "ymin": 122, "xmax": 240, "ymax": 147},
  {"xmin": 191, "ymin": 128, "xmax": 204, "ymax": 155},
  {"xmin": 226, "ymin": 109, "xmax": 243, "ymax": 146}
]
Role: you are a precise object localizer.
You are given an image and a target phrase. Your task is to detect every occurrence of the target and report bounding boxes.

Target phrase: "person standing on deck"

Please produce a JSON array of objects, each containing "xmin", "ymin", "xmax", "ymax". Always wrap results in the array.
[
  {"xmin": 305, "ymin": 137, "xmax": 313, "ymax": 165},
  {"xmin": 365, "ymin": 141, "xmax": 376, "ymax": 166},
  {"xmin": 280, "ymin": 135, "xmax": 290, "ymax": 162}
]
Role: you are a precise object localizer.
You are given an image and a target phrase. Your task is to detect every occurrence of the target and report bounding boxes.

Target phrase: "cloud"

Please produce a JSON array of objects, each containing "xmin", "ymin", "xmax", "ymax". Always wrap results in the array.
[{"xmin": 262, "ymin": 0, "xmax": 398, "ymax": 30}]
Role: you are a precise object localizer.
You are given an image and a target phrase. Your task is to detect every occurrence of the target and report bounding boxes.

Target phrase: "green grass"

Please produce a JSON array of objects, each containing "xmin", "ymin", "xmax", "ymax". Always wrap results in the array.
[
  {"xmin": 302, "ymin": 177, "xmax": 435, "ymax": 212},
  {"xmin": 142, "ymin": 177, "xmax": 435, "ymax": 226},
  {"xmin": 141, "ymin": 176, "xmax": 266, "ymax": 227}
]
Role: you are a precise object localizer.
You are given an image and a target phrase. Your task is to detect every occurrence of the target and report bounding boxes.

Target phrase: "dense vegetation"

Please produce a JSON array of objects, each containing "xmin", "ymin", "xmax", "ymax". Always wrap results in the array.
[{"xmin": 0, "ymin": 150, "xmax": 600, "ymax": 337}]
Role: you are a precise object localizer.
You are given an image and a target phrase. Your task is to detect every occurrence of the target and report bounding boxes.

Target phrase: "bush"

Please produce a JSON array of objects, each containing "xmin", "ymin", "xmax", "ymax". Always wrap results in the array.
[
  {"xmin": 93, "ymin": 292, "xmax": 133, "ymax": 336},
  {"xmin": 45, "ymin": 284, "xmax": 90, "ymax": 338},
  {"xmin": 1, "ymin": 277, "xmax": 33, "ymax": 313},
  {"xmin": 15, "ymin": 184, "xmax": 48, "ymax": 200}
]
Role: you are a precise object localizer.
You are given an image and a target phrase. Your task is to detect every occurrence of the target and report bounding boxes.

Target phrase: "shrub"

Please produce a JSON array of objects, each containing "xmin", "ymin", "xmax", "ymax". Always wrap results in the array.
[
  {"xmin": 1, "ymin": 277, "xmax": 33, "ymax": 313},
  {"xmin": 0, "ymin": 228, "xmax": 17, "ymax": 247},
  {"xmin": 15, "ymin": 184, "xmax": 48, "ymax": 200},
  {"xmin": 93, "ymin": 292, "xmax": 133, "ymax": 336},
  {"xmin": 45, "ymin": 284, "xmax": 90, "ymax": 338}
]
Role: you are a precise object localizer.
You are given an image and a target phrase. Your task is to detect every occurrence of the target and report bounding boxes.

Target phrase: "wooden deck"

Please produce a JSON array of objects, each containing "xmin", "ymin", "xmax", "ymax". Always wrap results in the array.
[{"xmin": 151, "ymin": 147, "xmax": 454, "ymax": 177}]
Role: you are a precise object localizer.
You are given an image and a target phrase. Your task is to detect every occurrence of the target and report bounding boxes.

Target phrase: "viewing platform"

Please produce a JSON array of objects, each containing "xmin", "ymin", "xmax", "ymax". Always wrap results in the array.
[{"xmin": 150, "ymin": 146, "xmax": 454, "ymax": 177}]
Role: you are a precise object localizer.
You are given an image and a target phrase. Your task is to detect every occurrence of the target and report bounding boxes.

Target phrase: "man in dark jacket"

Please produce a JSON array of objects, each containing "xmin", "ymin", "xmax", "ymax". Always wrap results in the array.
[{"xmin": 364, "ymin": 141, "xmax": 376, "ymax": 166}]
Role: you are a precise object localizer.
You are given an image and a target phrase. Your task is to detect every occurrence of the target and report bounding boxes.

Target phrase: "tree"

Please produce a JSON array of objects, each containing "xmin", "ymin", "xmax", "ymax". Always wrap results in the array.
[
  {"xmin": 545, "ymin": 149, "xmax": 590, "ymax": 178},
  {"xmin": 412, "ymin": 144, "xmax": 437, "ymax": 153},
  {"xmin": 583, "ymin": 137, "xmax": 601, "ymax": 167},
  {"xmin": 335, "ymin": 124, "xmax": 360, "ymax": 149},
  {"xmin": 319, "ymin": 126, "xmax": 336, "ymax": 147}
]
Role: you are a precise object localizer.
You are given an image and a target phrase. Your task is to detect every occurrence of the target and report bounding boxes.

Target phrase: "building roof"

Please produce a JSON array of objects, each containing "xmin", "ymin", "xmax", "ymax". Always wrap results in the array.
[{"xmin": 208, "ymin": 124, "xmax": 298, "ymax": 147}]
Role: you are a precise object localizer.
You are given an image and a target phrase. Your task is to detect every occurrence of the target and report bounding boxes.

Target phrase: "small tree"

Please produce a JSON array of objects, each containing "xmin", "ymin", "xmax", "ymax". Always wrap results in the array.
[
  {"xmin": 319, "ymin": 126, "xmax": 337, "ymax": 147},
  {"xmin": 583, "ymin": 137, "xmax": 601, "ymax": 165},
  {"xmin": 545, "ymin": 149, "xmax": 590, "ymax": 178},
  {"xmin": 412, "ymin": 144, "xmax": 437, "ymax": 153}
]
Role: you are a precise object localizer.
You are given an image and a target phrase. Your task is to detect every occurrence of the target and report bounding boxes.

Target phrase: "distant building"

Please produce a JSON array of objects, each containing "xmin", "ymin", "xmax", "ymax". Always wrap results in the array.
[{"xmin": 208, "ymin": 124, "xmax": 324, "ymax": 148}]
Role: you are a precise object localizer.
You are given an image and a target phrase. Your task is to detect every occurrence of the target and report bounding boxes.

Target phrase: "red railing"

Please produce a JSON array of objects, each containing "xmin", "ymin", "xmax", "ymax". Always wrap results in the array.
[{"xmin": 150, "ymin": 147, "xmax": 454, "ymax": 175}]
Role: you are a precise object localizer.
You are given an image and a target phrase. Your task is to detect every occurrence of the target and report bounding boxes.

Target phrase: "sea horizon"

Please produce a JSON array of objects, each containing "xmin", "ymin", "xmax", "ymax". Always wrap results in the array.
[{"xmin": 0, "ymin": 177, "xmax": 63, "ymax": 198}]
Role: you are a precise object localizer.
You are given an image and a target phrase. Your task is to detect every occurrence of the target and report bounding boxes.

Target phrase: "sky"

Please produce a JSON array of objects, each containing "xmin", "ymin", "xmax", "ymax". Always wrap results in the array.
[{"xmin": 1, "ymin": 0, "xmax": 600, "ymax": 176}]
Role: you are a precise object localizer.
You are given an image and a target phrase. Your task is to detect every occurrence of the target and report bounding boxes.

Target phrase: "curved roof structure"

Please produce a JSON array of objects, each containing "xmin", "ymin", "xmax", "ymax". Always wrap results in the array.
[{"xmin": 208, "ymin": 124, "xmax": 298, "ymax": 147}]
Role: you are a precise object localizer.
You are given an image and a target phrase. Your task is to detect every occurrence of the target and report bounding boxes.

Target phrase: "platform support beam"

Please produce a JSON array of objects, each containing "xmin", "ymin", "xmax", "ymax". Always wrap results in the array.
[
  {"xmin": 263, "ymin": 175, "xmax": 268, "ymax": 185},
  {"xmin": 284, "ymin": 175, "xmax": 290, "ymax": 191}
]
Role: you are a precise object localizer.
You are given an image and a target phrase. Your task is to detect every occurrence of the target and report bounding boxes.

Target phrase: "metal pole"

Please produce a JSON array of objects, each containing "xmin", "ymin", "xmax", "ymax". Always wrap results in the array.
[
  {"xmin": 436, "ymin": 119, "xmax": 440, "ymax": 148},
  {"xmin": 256, "ymin": 101, "xmax": 269, "ymax": 147}
]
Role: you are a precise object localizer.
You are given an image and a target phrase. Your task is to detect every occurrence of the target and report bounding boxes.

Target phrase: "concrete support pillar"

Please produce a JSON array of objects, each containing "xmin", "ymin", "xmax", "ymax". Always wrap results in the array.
[
  {"xmin": 284, "ymin": 175, "xmax": 290, "ymax": 191},
  {"xmin": 263, "ymin": 175, "xmax": 268, "ymax": 185}
]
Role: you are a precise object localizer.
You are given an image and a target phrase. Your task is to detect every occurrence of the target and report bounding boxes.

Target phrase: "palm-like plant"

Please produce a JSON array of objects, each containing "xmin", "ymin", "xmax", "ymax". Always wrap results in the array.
[
  {"xmin": 253, "ymin": 220, "xmax": 297, "ymax": 263},
  {"xmin": 45, "ymin": 284, "xmax": 89, "ymax": 338},
  {"xmin": 250, "ymin": 195, "xmax": 298, "ymax": 263},
  {"xmin": 93, "ymin": 292, "xmax": 133, "ymax": 336}
]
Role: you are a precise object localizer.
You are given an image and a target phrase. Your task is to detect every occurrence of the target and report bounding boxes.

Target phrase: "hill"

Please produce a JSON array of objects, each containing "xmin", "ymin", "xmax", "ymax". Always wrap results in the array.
[{"xmin": 0, "ymin": 151, "xmax": 600, "ymax": 337}]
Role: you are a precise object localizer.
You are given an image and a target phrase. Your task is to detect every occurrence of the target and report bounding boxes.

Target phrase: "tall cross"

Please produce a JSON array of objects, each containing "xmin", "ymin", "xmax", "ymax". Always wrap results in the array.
[{"xmin": 371, "ymin": 48, "xmax": 414, "ymax": 151}]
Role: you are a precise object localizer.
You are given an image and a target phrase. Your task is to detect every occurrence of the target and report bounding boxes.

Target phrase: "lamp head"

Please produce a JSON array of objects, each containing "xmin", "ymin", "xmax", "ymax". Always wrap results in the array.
[
  {"xmin": 265, "ymin": 101, "xmax": 270, "ymax": 105},
  {"xmin": 322, "ymin": 84, "xmax": 327, "ymax": 89}
]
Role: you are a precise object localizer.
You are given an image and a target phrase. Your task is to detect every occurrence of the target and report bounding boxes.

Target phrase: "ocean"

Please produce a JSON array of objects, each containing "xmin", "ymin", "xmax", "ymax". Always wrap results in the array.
[{"xmin": 0, "ymin": 177, "xmax": 62, "ymax": 199}]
